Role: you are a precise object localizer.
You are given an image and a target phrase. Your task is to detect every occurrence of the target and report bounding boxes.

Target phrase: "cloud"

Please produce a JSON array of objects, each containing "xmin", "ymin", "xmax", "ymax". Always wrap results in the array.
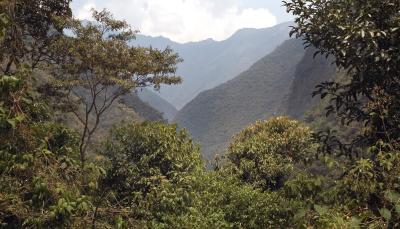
[
  {"xmin": 74, "ymin": 0, "xmax": 96, "ymax": 20},
  {"xmin": 71, "ymin": 0, "xmax": 277, "ymax": 43}
]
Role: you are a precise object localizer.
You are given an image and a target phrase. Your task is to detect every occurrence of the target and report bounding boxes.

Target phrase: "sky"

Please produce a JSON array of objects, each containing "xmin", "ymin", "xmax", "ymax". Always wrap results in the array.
[{"xmin": 71, "ymin": 0, "xmax": 293, "ymax": 43}]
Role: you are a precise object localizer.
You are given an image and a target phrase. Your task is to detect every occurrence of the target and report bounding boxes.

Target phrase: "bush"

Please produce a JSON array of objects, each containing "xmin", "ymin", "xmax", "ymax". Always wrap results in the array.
[
  {"xmin": 97, "ymin": 121, "xmax": 305, "ymax": 228},
  {"xmin": 101, "ymin": 121, "xmax": 203, "ymax": 202},
  {"xmin": 134, "ymin": 171, "xmax": 302, "ymax": 228},
  {"xmin": 226, "ymin": 117, "xmax": 317, "ymax": 190}
]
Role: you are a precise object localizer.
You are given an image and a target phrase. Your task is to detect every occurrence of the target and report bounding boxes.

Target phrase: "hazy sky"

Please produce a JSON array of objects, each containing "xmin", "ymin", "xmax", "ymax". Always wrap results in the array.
[{"xmin": 71, "ymin": 0, "xmax": 293, "ymax": 43}]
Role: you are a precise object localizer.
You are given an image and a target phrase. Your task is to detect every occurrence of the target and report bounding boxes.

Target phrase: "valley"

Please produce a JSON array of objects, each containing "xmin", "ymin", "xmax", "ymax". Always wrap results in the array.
[{"xmin": 135, "ymin": 31, "xmax": 337, "ymax": 160}]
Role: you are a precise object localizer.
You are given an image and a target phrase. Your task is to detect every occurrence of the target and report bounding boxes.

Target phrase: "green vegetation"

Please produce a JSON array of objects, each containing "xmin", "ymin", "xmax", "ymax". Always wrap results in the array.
[
  {"xmin": 48, "ymin": 9, "xmax": 181, "ymax": 166},
  {"xmin": 226, "ymin": 117, "xmax": 316, "ymax": 191},
  {"xmin": 1, "ymin": 0, "xmax": 400, "ymax": 228},
  {"xmin": 175, "ymin": 39, "xmax": 307, "ymax": 160},
  {"xmin": 101, "ymin": 122, "xmax": 202, "ymax": 199},
  {"xmin": 285, "ymin": 0, "xmax": 400, "ymax": 152}
]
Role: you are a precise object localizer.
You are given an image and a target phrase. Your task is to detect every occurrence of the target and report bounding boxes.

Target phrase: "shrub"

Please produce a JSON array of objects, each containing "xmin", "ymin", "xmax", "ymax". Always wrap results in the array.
[
  {"xmin": 227, "ymin": 117, "xmax": 317, "ymax": 190},
  {"xmin": 101, "ymin": 121, "xmax": 203, "ymax": 201}
]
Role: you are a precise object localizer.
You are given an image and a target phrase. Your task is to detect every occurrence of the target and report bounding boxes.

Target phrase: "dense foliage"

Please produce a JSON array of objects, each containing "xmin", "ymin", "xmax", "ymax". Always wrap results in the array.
[
  {"xmin": 282, "ymin": 0, "xmax": 400, "ymax": 227},
  {"xmin": 0, "ymin": 0, "xmax": 72, "ymax": 74},
  {"xmin": 284, "ymin": 0, "xmax": 400, "ymax": 153},
  {"xmin": 48, "ymin": 9, "xmax": 182, "ymax": 166},
  {"xmin": 101, "ymin": 122, "xmax": 202, "ymax": 205},
  {"xmin": 0, "ymin": 66, "xmax": 88, "ymax": 227},
  {"xmin": 227, "ymin": 117, "xmax": 316, "ymax": 190},
  {"xmin": 174, "ymin": 39, "xmax": 306, "ymax": 160},
  {"xmin": 1, "ymin": 0, "xmax": 400, "ymax": 228}
]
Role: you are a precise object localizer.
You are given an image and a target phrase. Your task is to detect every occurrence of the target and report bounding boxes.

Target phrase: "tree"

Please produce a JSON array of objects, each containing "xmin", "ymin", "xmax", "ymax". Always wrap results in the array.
[
  {"xmin": 91, "ymin": 121, "xmax": 202, "ymax": 228},
  {"xmin": 0, "ymin": 0, "xmax": 72, "ymax": 74},
  {"xmin": 284, "ymin": 0, "xmax": 400, "ymax": 155},
  {"xmin": 101, "ymin": 121, "xmax": 202, "ymax": 198},
  {"xmin": 97, "ymin": 120, "xmax": 300, "ymax": 228},
  {"xmin": 135, "ymin": 171, "xmax": 301, "ymax": 228},
  {"xmin": 283, "ymin": 1, "xmax": 400, "ymax": 226},
  {"xmin": 50, "ymin": 10, "xmax": 182, "ymax": 166},
  {"xmin": 226, "ymin": 117, "xmax": 316, "ymax": 190},
  {"xmin": 0, "ymin": 44, "xmax": 91, "ymax": 228},
  {"xmin": 0, "ymin": 3, "xmax": 90, "ymax": 226}
]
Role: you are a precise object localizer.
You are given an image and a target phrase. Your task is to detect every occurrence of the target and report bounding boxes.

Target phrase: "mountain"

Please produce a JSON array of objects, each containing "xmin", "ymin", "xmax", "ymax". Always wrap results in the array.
[
  {"xmin": 119, "ymin": 92, "xmax": 165, "ymax": 122},
  {"xmin": 174, "ymin": 39, "xmax": 337, "ymax": 160},
  {"xmin": 131, "ymin": 22, "xmax": 293, "ymax": 109},
  {"xmin": 136, "ymin": 89, "xmax": 178, "ymax": 122},
  {"xmin": 174, "ymin": 39, "xmax": 305, "ymax": 160},
  {"xmin": 284, "ymin": 48, "xmax": 336, "ymax": 119}
]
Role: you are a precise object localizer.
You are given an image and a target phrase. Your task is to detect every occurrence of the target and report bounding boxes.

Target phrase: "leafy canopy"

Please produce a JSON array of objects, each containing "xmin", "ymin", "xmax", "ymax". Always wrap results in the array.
[
  {"xmin": 227, "ymin": 117, "xmax": 316, "ymax": 190},
  {"xmin": 284, "ymin": 0, "xmax": 400, "ymax": 153},
  {"xmin": 101, "ymin": 121, "xmax": 203, "ymax": 200},
  {"xmin": 0, "ymin": 0, "xmax": 72, "ymax": 73},
  {"xmin": 49, "ymin": 9, "xmax": 182, "ymax": 165}
]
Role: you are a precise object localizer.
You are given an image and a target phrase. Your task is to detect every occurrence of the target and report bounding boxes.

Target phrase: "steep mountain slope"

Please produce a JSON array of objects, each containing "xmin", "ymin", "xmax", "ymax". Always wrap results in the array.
[
  {"xmin": 284, "ymin": 48, "xmax": 336, "ymax": 119},
  {"xmin": 136, "ymin": 89, "xmax": 178, "ymax": 121},
  {"xmin": 174, "ymin": 39, "xmax": 306, "ymax": 160},
  {"xmin": 120, "ymin": 92, "xmax": 165, "ymax": 122},
  {"xmin": 132, "ymin": 22, "xmax": 293, "ymax": 109}
]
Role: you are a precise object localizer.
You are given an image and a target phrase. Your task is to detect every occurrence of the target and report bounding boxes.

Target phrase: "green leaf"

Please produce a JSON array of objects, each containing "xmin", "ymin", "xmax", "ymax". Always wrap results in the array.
[
  {"xmin": 7, "ymin": 119, "xmax": 16, "ymax": 128},
  {"xmin": 350, "ymin": 217, "xmax": 361, "ymax": 227},
  {"xmin": 14, "ymin": 115, "xmax": 25, "ymax": 122},
  {"xmin": 294, "ymin": 208, "xmax": 307, "ymax": 222},
  {"xmin": 395, "ymin": 204, "xmax": 400, "ymax": 215},
  {"xmin": 314, "ymin": 204, "xmax": 328, "ymax": 215},
  {"xmin": 379, "ymin": 208, "xmax": 391, "ymax": 221},
  {"xmin": 384, "ymin": 190, "xmax": 400, "ymax": 203}
]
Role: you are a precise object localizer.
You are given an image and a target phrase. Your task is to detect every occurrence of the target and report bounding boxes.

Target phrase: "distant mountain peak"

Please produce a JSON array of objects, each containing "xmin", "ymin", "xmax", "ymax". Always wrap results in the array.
[{"xmin": 131, "ymin": 21, "xmax": 293, "ymax": 109}]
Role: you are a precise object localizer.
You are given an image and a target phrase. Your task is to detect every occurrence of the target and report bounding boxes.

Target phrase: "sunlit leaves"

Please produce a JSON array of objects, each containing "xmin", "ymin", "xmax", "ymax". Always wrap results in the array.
[
  {"xmin": 51, "ymin": 9, "xmax": 182, "ymax": 93},
  {"xmin": 48, "ymin": 10, "xmax": 183, "ymax": 165},
  {"xmin": 0, "ymin": 0, "xmax": 72, "ymax": 74},
  {"xmin": 227, "ymin": 117, "xmax": 317, "ymax": 190},
  {"xmin": 101, "ymin": 121, "xmax": 203, "ymax": 200}
]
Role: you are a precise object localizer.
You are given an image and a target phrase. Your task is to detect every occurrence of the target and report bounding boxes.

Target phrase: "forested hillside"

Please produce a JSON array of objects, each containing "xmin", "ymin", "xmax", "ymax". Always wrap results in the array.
[
  {"xmin": 136, "ymin": 89, "xmax": 178, "ymax": 121},
  {"xmin": 175, "ymin": 39, "xmax": 337, "ymax": 160},
  {"xmin": 175, "ymin": 39, "xmax": 305, "ymax": 159},
  {"xmin": 284, "ymin": 48, "xmax": 336, "ymax": 119},
  {"xmin": 132, "ymin": 22, "xmax": 293, "ymax": 109},
  {"xmin": 1, "ymin": 0, "xmax": 400, "ymax": 228}
]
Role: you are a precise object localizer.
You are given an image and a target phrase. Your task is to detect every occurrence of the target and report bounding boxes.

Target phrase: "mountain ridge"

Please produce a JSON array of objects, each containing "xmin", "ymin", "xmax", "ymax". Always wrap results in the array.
[
  {"xmin": 174, "ymin": 39, "xmax": 337, "ymax": 160},
  {"xmin": 132, "ymin": 21, "xmax": 294, "ymax": 109},
  {"xmin": 174, "ymin": 39, "xmax": 306, "ymax": 160},
  {"xmin": 136, "ymin": 89, "xmax": 178, "ymax": 121}
]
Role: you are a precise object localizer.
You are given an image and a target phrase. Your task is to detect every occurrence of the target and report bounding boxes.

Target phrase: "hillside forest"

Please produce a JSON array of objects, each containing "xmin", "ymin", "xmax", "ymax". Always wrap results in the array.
[{"xmin": 1, "ymin": 0, "xmax": 400, "ymax": 228}]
